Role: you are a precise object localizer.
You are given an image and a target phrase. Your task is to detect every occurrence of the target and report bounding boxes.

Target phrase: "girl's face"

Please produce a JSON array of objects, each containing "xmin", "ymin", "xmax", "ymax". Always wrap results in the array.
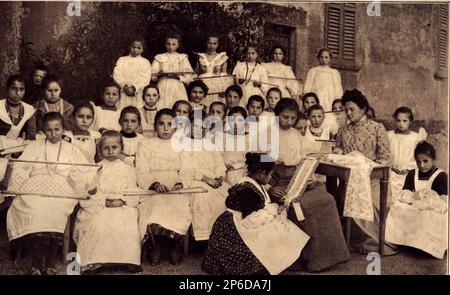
[
  {"xmin": 209, "ymin": 104, "xmax": 226, "ymax": 121},
  {"xmin": 278, "ymin": 109, "xmax": 298, "ymax": 130},
  {"xmin": 267, "ymin": 91, "xmax": 281, "ymax": 110},
  {"xmin": 395, "ymin": 112, "xmax": 411, "ymax": 132},
  {"xmin": 190, "ymin": 86, "xmax": 205, "ymax": 104},
  {"xmin": 44, "ymin": 119, "xmax": 64, "ymax": 144},
  {"xmin": 415, "ymin": 153, "xmax": 435, "ymax": 173},
  {"xmin": 103, "ymin": 86, "xmax": 120, "ymax": 107},
  {"xmin": 246, "ymin": 47, "xmax": 258, "ymax": 62},
  {"xmin": 230, "ymin": 113, "xmax": 246, "ymax": 135},
  {"xmin": 120, "ymin": 112, "xmax": 140, "ymax": 134},
  {"xmin": 175, "ymin": 103, "xmax": 191, "ymax": 118},
  {"xmin": 295, "ymin": 118, "xmax": 308, "ymax": 136},
  {"xmin": 272, "ymin": 48, "xmax": 284, "ymax": 63},
  {"xmin": 252, "ymin": 169, "xmax": 273, "ymax": 185},
  {"xmin": 207, "ymin": 37, "xmax": 219, "ymax": 53},
  {"xmin": 226, "ymin": 91, "xmax": 241, "ymax": 109},
  {"xmin": 8, "ymin": 80, "xmax": 25, "ymax": 104},
  {"xmin": 345, "ymin": 101, "xmax": 366, "ymax": 123},
  {"xmin": 129, "ymin": 41, "xmax": 144, "ymax": 57},
  {"xmin": 156, "ymin": 114, "xmax": 176, "ymax": 140},
  {"xmin": 318, "ymin": 51, "xmax": 331, "ymax": 66},
  {"xmin": 74, "ymin": 107, "xmax": 94, "ymax": 131},
  {"xmin": 247, "ymin": 100, "xmax": 263, "ymax": 117},
  {"xmin": 309, "ymin": 109, "xmax": 324, "ymax": 128},
  {"xmin": 332, "ymin": 101, "xmax": 344, "ymax": 111},
  {"xmin": 101, "ymin": 136, "xmax": 122, "ymax": 161},
  {"xmin": 143, "ymin": 88, "xmax": 159, "ymax": 108},
  {"xmin": 44, "ymin": 82, "xmax": 61, "ymax": 103},
  {"xmin": 165, "ymin": 38, "xmax": 179, "ymax": 53},
  {"xmin": 33, "ymin": 69, "xmax": 47, "ymax": 86},
  {"xmin": 303, "ymin": 96, "xmax": 318, "ymax": 111}
]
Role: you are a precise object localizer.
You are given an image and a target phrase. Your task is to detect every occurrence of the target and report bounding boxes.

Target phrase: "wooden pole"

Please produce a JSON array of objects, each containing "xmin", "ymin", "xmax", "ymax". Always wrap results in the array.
[
  {"xmin": 8, "ymin": 159, "xmax": 101, "ymax": 167},
  {"xmin": 2, "ymin": 191, "xmax": 89, "ymax": 200}
]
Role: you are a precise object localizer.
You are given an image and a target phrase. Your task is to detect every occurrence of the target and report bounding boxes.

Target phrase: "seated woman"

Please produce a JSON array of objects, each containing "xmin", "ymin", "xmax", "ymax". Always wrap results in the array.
[
  {"xmin": 202, "ymin": 152, "xmax": 309, "ymax": 275},
  {"xmin": 268, "ymin": 98, "xmax": 350, "ymax": 272},
  {"xmin": 73, "ymin": 131, "xmax": 142, "ymax": 274},
  {"xmin": 334, "ymin": 89, "xmax": 396, "ymax": 255}
]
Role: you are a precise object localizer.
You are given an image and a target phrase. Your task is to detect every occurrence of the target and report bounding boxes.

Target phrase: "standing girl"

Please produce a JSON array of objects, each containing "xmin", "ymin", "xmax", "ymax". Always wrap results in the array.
[
  {"xmin": 6, "ymin": 112, "xmax": 95, "ymax": 275},
  {"xmin": 232, "ymin": 45, "xmax": 269, "ymax": 107},
  {"xmin": 303, "ymin": 49, "xmax": 343, "ymax": 112},
  {"xmin": 73, "ymin": 131, "xmax": 142, "ymax": 273},
  {"xmin": 35, "ymin": 74, "xmax": 74, "ymax": 134},
  {"xmin": 136, "ymin": 109, "xmax": 193, "ymax": 266},
  {"xmin": 119, "ymin": 106, "xmax": 145, "ymax": 167},
  {"xmin": 262, "ymin": 45, "xmax": 300, "ymax": 100},
  {"xmin": 138, "ymin": 84, "xmax": 160, "ymax": 138},
  {"xmin": 195, "ymin": 34, "xmax": 232, "ymax": 106},
  {"xmin": 152, "ymin": 32, "xmax": 194, "ymax": 109},
  {"xmin": 66, "ymin": 100, "xmax": 101, "ymax": 163},
  {"xmin": 387, "ymin": 107, "xmax": 427, "ymax": 202},
  {"xmin": 113, "ymin": 37, "xmax": 152, "ymax": 108}
]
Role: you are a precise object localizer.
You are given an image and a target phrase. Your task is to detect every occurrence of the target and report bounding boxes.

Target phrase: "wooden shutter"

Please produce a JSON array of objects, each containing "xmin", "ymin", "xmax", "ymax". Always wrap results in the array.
[
  {"xmin": 438, "ymin": 4, "xmax": 448, "ymax": 77},
  {"xmin": 326, "ymin": 4, "xmax": 356, "ymax": 63}
]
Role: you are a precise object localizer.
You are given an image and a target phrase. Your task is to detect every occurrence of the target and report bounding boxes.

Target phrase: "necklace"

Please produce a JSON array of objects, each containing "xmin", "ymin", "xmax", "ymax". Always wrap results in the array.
[
  {"xmin": 44, "ymin": 139, "xmax": 63, "ymax": 174},
  {"xmin": 244, "ymin": 62, "xmax": 257, "ymax": 85}
]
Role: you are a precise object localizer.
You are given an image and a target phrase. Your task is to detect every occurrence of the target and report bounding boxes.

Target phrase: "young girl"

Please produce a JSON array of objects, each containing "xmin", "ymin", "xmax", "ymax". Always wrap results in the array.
[
  {"xmin": 73, "ymin": 131, "xmax": 142, "ymax": 274},
  {"xmin": 138, "ymin": 84, "xmax": 160, "ymax": 138},
  {"xmin": 332, "ymin": 98, "xmax": 347, "ymax": 130},
  {"xmin": 187, "ymin": 80, "xmax": 209, "ymax": 112},
  {"xmin": 172, "ymin": 100, "xmax": 193, "ymax": 141},
  {"xmin": 136, "ymin": 109, "xmax": 193, "ymax": 266},
  {"xmin": 265, "ymin": 87, "xmax": 282, "ymax": 113},
  {"xmin": 262, "ymin": 45, "xmax": 300, "ymax": 99},
  {"xmin": 113, "ymin": 37, "xmax": 152, "ymax": 108},
  {"xmin": 185, "ymin": 110, "xmax": 230, "ymax": 241},
  {"xmin": 302, "ymin": 92, "xmax": 320, "ymax": 113},
  {"xmin": 269, "ymin": 98, "xmax": 350, "ymax": 272},
  {"xmin": 387, "ymin": 107, "xmax": 427, "ymax": 202},
  {"xmin": 302, "ymin": 104, "xmax": 333, "ymax": 156},
  {"xmin": 303, "ymin": 48, "xmax": 343, "ymax": 112},
  {"xmin": 224, "ymin": 85, "xmax": 243, "ymax": 111},
  {"xmin": 152, "ymin": 32, "xmax": 194, "ymax": 109},
  {"xmin": 0, "ymin": 74, "xmax": 36, "ymax": 140},
  {"xmin": 35, "ymin": 74, "xmax": 74, "ymax": 133},
  {"xmin": 195, "ymin": 34, "xmax": 232, "ymax": 106},
  {"xmin": 386, "ymin": 141, "xmax": 447, "ymax": 259},
  {"xmin": 66, "ymin": 100, "xmax": 101, "ymax": 163},
  {"xmin": 118, "ymin": 106, "xmax": 145, "ymax": 167},
  {"xmin": 92, "ymin": 81, "xmax": 122, "ymax": 133},
  {"xmin": 6, "ymin": 112, "xmax": 95, "ymax": 275},
  {"xmin": 207, "ymin": 101, "xmax": 227, "ymax": 138},
  {"xmin": 232, "ymin": 45, "xmax": 269, "ymax": 106},
  {"xmin": 202, "ymin": 152, "xmax": 309, "ymax": 275},
  {"xmin": 294, "ymin": 111, "xmax": 308, "ymax": 136}
]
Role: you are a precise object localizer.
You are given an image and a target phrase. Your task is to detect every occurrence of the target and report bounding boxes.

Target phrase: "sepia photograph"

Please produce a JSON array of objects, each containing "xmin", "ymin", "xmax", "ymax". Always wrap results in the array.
[{"xmin": 0, "ymin": 0, "xmax": 447, "ymax": 278}]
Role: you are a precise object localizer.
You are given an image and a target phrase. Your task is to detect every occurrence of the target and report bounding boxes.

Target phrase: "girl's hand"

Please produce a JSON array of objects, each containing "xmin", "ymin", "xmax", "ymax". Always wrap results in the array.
[
  {"xmin": 332, "ymin": 147, "xmax": 344, "ymax": 155},
  {"xmin": 225, "ymin": 164, "xmax": 234, "ymax": 171},
  {"xmin": 252, "ymin": 81, "xmax": 261, "ymax": 88},
  {"xmin": 238, "ymin": 78, "xmax": 245, "ymax": 85},
  {"xmin": 155, "ymin": 183, "xmax": 170, "ymax": 193},
  {"xmin": 106, "ymin": 199, "xmax": 127, "ymax": 208},
  {"xmin": 215, "ymin": 176, "xmax": 224, "ymax": 185},
  {"xmin": 306, "ymin": 177, "xmax": 316, "ymax": 190},
  {"xmin": 172, "ymin": 183, "xmax": 183, "ymax": 191},
  {"xmin": 269, "ymin": 186, "xmax": 287, "ymax": 203},
  {"xmin": 203, "ymin": 177, "xmax": 221, "ymax": 189}
]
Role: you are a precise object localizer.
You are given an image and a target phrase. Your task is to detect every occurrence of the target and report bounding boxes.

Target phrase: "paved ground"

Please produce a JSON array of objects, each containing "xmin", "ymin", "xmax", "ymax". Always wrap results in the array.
[{"xmin": 0, "ymin": 210, "xmax": 446, "ymax": 275}]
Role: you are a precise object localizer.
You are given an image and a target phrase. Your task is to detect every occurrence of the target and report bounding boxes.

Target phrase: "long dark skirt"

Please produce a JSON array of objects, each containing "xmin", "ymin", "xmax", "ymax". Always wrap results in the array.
[
  {"xmin": 202, "ymin": 212, "xmax": 268, "ymax": 275},
  {"xmin": 272, "ymin": 165, "xmax": 350, "ymax": 272}
]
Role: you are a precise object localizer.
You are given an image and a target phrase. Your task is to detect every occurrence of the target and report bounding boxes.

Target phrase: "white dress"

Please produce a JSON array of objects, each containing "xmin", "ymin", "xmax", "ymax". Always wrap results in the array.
[
  {"xmin": 136, "ymin": 137, "xmax": 193, "ymax": 240},
  {"xmin": 387, "ymin": 129, "xmax": 427, "ymax": 203},
  {"xmin": 261, "ymin": 62, "xmax": 300, "ymax": 98},
  {"xmin": 73, "ymin": 159, "xmax": 141, "ymax": 269},
  {"xmin": 302, "ymin": 125, "xmax": 333, "ymax": 156},
  {"xmin": 122, "ymin": 133, "xmax": 145, "ymax": 167},
  {"xmin": 385, "ymin": 169, "xmax": 448, "ymax": 259},
  {"xmin": 232, "ymin": 61, "xmax": 269, "ymax": 106},
  {"xmin": 197, "ymin": 52, "xmax": 233, "ymax": 106},
  {"xmin": 65, "ymin": 130, "xmax": 101, "ymax": 163},
  {"xmin": 303, "ymin": 65, "xmax": 343, "ymax": 112},
  {"xmin": 113, "ymin": 55, "xmax": 152, "ymax": 108},
  {"xmin": 92, "ymin": 105, "xmax": 122, "ymax": 132},
  {"xmin": 230, "ymin": 176, "xmax": 310, "ymax": 275},
  {"xmin": 185, "ymin": 138, "xmax": 230, "ymax": 241},
  {"xmin": 276, "ymin": 127, "xmax": 305, "ymax": 166},
  {"xmin": 138, "ymin": 107, "xmax": 157, "ymax": 138},
  {"xmin": 152, "ymin": 52, "xmax": 194, "ymax": 109},
  {"xmin": 6, "ymin": 139, "xmax": 95, "ymax": 241}
]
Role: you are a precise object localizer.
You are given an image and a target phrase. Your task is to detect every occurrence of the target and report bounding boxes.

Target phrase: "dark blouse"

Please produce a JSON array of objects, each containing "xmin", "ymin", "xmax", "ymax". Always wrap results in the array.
[
  {"xmin": 402, "ymin": 166, "xmax": 448, "ymax": 196},
  {"xmin": 225, "ymin": 181, "xmax": 266, "ymax": 218}
]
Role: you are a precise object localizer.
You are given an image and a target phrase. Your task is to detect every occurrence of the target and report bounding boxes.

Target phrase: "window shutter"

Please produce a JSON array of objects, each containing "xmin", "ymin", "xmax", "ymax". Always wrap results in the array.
[
  {"xmin": 326, "ymin": 4, "xmax": 356, "ymax": 64},
  {"xmin": 343, "ymin": 4, "xmax": 356, "ymax": 60},
  {"xmin": 326, "ymin": 5, "xmax": 341, "ymax": 58},
  {"xmin": 438, "ymin": 4, "xmax": 448, "ymax": 77}
]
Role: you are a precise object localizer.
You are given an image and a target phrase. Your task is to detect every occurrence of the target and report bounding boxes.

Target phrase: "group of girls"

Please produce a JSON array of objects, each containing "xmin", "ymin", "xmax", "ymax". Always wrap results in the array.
[{"xmin": 0, "ymin": 31, "xmax": 446, "ymax": 275}]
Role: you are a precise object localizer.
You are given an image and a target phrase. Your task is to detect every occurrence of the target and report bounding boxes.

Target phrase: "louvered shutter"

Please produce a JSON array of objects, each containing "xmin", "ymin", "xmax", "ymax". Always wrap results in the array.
[
  {"xmin": 438, "ymin": 4, "xmax": 448, "ymax": 77},
  {"xmin": 326, "ymin": 4, "xmax": 356, "ymax": 63}
]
